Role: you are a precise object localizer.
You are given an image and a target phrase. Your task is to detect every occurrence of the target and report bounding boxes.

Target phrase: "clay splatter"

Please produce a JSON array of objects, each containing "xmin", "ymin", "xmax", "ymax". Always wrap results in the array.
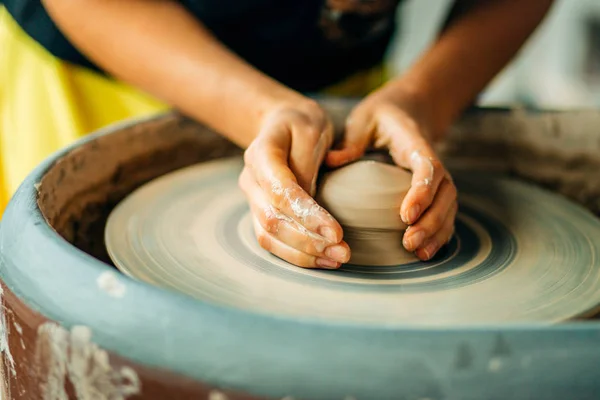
[
  {"xmin": 13, "ymin": 321, "xmax": 22, "ymax": 335},
  {"xmin": 488, "ymin": 357, "xmax": 503, "ymax": 372},
  {"xmin": 35, "ymin": 322, "xmax": 140, "ymax": 400},
  {"xmin": 97, "ymin": 271, "xmax": 126, "ymax": 298},
  {"xmin": 0, "ymin": 285, "xmax": 15, "ymax": 400},
  {"xmin": 208, "ymin": 390, "xmax": 229, "ymax": 400},
  {"xmin": 410, "ymin": 150, "xmax": 435, "ymax": 188},
  {"xmin": 0, "ymin": 286, "xmax": 15, "ymax": 377}
]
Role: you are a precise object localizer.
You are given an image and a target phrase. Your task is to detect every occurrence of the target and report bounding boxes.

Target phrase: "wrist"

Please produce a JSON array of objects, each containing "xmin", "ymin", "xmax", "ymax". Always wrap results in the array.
[
  {"xmin": 369, "ymin": 77, "xmax": 445, "ymax": 141},
  {"xmin": 389, "ymin": 76, "xmax": 458, "ymax": 142},
  {"xmin": 263, "ymin": 93, "xmax": 323, "ymax": 118},
  {"xmin": 190, "ymin": 74, "xmax": 310, "ymax": 147}
]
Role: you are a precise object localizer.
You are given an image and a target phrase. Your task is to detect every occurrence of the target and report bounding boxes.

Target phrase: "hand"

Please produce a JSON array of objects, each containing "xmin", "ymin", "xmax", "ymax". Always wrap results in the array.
[
  {"xmin": 326, "ymin": 86, "xmax": 457, "ymax": 261},
  {"xmin": 239, "ymin": 100, "xmax": 351, "ymax": 269}
]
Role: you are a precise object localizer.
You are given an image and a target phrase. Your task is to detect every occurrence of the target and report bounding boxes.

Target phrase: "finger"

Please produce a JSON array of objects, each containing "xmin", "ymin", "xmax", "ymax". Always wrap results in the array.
[
  {"xmin": 402, "ymin": 178, "xmax": 457, "ymax": 251},
  {"xmin": 289, "ymin": 120, "xmax": 333, "ymax": 196},
  {"xmin": 414, "ymin": 201, "xmax": 458, "ymax": 261},
  {"xmin": 325, "ymin": 111, "xmax": 373, "ymax": 167},
  {"xmin": 394, "ymin": 146, "xmax": 446, "ymax": 226},
  {"xmin": 251, "ymin": 215, "xmax": 342, "ymax": 269},
  {"xmin": 246, "ymin": 140, "xmax": 344, "ymax": 244},
  {"xmin": 239, "ymin": 168, "xmax": 350, "ymax": 262},
  {"xmin": 373, "ymin": 109, "xmax": 446, "ymax": 225}
]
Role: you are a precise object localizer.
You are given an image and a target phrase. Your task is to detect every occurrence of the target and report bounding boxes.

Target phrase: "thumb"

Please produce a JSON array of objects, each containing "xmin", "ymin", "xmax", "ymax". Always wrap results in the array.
[{"xmin": 325, "ymin": 113, "xmax": 372, "ymax": 168}]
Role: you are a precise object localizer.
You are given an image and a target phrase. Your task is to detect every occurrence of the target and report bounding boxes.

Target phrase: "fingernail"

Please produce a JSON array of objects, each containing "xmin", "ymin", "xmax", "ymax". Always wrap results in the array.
[
  {"xmin": 407, "ymin": 205, "xmax": 420, "ymax": 224},
  {"xmin": 316, "ymin": 258, "xmax": 340, "ymax": 269},
  {"xmin": 404, "ymin": 230, "xmax": 425, "ymax": 251},
  {"xmin": 325, "ymin": 245, "xmax": 348, "ymax": 263},
  {"xmin": 423, "ymin": 240, "xmax": 438, "ymax": 260},
  {"xmin": 319, "ymin": 227, "xmax": 338, "ymax": 243}
]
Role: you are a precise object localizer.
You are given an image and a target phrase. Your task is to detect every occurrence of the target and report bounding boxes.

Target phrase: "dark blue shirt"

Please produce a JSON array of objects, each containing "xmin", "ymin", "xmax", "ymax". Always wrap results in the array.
[{"xmin": 3, "ymin": 0, "xmax": 402, "ymax": 92}]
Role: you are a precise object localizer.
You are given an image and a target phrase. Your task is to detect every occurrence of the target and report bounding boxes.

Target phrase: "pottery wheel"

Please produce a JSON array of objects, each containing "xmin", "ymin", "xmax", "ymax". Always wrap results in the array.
[{"xmin": 105, "ymin": 156, "xmax": 600, "ymax": 325}]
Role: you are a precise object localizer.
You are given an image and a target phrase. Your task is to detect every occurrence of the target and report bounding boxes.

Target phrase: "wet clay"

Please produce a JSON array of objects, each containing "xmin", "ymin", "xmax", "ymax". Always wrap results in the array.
[{"xmin": 316, "ymin": 158, "xmax": 418, "ymax": 266}]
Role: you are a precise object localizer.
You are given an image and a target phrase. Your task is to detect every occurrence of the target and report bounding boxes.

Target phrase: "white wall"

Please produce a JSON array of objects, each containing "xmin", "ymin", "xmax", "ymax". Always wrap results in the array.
[{"xmin": 388, "ymin": 0, "xmax": 600, "ymax": 109}]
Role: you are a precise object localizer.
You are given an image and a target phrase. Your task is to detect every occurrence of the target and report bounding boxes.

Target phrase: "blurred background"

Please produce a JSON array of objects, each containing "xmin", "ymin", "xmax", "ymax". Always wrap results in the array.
[
  {"xmin": 0, "ymin": 0, "xmax": 598, "ymax": 211},
  {"xmin": 391, "ymin": 0, "xmax": 600, "ymax": 109}
]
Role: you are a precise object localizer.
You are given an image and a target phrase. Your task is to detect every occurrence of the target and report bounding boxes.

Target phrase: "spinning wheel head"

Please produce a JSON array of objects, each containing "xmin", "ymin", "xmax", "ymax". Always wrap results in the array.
[{"xmin": 106, "ymin": 156, "xmax": 600, "ymax": 325}]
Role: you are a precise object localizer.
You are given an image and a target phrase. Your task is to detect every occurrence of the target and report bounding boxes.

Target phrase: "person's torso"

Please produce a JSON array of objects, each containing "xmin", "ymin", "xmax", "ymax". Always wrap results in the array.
[{"xmin": 4, "ymin": 0, "xmax": 402, "ymax": 92}]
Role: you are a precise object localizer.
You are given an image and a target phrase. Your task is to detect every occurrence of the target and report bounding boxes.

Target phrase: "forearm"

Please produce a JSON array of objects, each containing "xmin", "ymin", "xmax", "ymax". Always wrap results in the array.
[
  {"xmin": 384, "ymin": 0, "xmax": 554, "ymax": 138},
  {"xmin": 41, "ymin": 0, "xmax": 307, "ymax": 148}
]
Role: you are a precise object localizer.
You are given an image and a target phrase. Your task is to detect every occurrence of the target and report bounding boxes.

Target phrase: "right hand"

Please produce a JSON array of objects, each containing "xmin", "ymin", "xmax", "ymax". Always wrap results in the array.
[{"xmin": 238, "ymin": 100, "xmax": 351, "ymax": 269}]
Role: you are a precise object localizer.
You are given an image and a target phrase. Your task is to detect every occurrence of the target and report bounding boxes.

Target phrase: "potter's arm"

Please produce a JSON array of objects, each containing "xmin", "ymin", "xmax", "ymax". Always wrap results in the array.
[
  {"xmin": 41, "ymin": 0, "xmax": 310, "ymax": 148},
  {"xmin": 380, "ymin": 0, "xmax": 554, "ymax": 139}
]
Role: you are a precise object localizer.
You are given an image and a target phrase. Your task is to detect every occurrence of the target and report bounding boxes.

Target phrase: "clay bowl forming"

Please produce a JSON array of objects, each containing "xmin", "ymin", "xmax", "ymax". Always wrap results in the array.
[{"xmin": 1, "ymin": 97, "xmax": 600, "ymax": 399}]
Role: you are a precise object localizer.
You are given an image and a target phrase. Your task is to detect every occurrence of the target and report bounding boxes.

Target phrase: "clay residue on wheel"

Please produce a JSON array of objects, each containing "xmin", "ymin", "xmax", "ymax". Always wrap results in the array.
[
  {"xmin": 439, "ymin": 108, "xmax": 600, "ymax": 216},
  {"xmin": 36, "ymin": 114, "xmax": 242, "ymax": 264}
]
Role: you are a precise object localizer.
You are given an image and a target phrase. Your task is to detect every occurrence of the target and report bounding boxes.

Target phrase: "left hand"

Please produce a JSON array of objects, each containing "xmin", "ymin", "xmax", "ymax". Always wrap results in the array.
[{"xmin": 325, "ymin": 85, "xmax": 458, "ymax": 261}]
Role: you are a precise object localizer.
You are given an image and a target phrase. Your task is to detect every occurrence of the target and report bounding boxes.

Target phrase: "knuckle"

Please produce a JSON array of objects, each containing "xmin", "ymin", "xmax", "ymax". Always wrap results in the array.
[
  {"xmin": 302, "ymin": 126, "xmax": 323, "ymax": 143},
  {"xmin": 448, "ymin": 182, "xmax": 458, "ymax": 199},
  {"xmin": 302, "ymin": 99, "xmax": 326, "ymax": 119},
  {"xmin": 404, "ymin": 117, "xmax": 420, "ymax": 134},
  {"xmin": 291, "ymin": 111, "xmax": 312, "ymax": 126},
  {"xmin": 430, "ymin": 158, "xmax": 444, "ymax": 171},
  {"xmin": 440, "ymin": 182, "xmax": 457, "ymax": 204},
  {"xmin": 347, "ymin": 108, "xmax": 372, "ymax": 131},
  {"xmin": 256, "ymin": 232, "xmax": 271, "ymax": 251},
  {"xmin": 269, "ymin": 194, "xmax": 287, "ymax": 214},
  {"xmin": 263, "ymin": 212, "xmax": 281, "ymax": 234},
  {"xmin": 243, "ymin": 146, "xmax": 256, "ymax": 165},
  {"xmin": 237, "ymin": 169, "xmax": 250, "ymax": 192},
  {"xmin": 304, "ymin": 240, "xmax": 322, "ymax": 256},
  {"xmin": 293, "ymin": 256, "xmax": 316, "ymax": 268},
  {"xmin": 432, "ymin": 211, "xmax": 446, "ymax": 229}
]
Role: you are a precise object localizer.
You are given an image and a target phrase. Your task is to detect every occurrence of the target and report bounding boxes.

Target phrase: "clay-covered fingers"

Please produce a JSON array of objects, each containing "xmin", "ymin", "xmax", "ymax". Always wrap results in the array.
[
  {"xmin": 238, "ymin": 168, "xmax": 350, "ymax": 266},
  {"xmin": 375, "ymin": 109, "xmax": 447, "ymax": 226},
  {"xmin": 244, "ymin": 139, "xmax": 343, "ymax": 244},
  {"xmin": 258, "ymin": 106, "xmax": 333, "ymax": 197},
  {"xmin": 396, "ymin": 148, "xmax": 447, "ymax": 226},
  {"xmin": 402, "ymin": 176, "xmax": 458, "ymax": 260},
  {"xmin": 250, "ymin": 216, "xmax": 343, "ymax": 269}
]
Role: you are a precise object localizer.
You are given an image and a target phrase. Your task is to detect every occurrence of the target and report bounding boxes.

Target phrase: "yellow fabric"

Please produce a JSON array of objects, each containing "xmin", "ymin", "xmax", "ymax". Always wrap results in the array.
[
  {"xmin": 321, "ymin": 64, "xmax": 389, "ymax": 98},
  {"xmin": 0, "ymin": 7, "xmax": 169, "ymax": 216},
  {"xmin": 0, "ymin": 6, "xmax": 386, "ymax": 217}
]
